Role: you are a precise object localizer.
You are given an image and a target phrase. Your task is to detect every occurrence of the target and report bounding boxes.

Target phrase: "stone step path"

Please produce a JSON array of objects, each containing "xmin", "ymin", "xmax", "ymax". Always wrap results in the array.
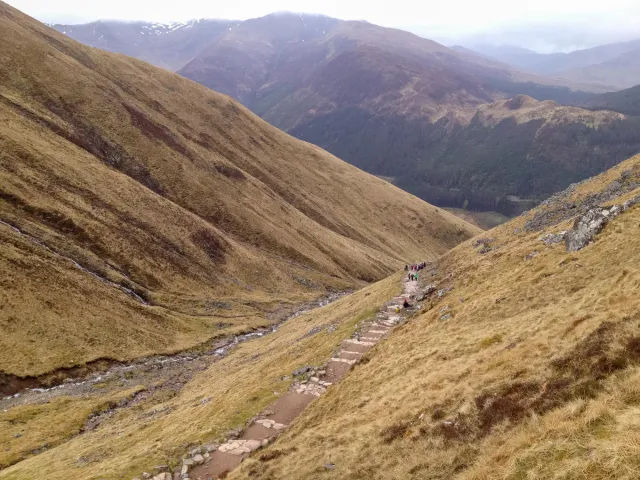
[{"xmin": 140, "ymin": 279, "xmax": 421, "ymax": 480}]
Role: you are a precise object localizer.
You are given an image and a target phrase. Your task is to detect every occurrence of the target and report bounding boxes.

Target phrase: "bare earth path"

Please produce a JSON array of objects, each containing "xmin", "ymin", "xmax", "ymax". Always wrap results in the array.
[{"xmin": 184, "ymin": 277, "xmax": 421, "ymax": 480}]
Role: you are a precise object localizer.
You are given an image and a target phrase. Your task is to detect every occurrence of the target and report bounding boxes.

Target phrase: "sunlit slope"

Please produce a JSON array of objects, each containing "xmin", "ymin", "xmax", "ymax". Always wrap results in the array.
[
  {"xmin": 0, "ymin": 2, "xmax": 479, "ymax": 376},
  {"xmin": 232, "ymin": 154, "xmax": 640, "ymax": 479}
]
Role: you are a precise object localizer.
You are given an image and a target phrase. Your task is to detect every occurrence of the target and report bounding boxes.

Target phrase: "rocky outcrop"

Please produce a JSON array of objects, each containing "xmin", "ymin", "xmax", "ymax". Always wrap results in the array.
[{"xmin": 565, "ymin": 195, "xmax": 640, "ymax": 251}]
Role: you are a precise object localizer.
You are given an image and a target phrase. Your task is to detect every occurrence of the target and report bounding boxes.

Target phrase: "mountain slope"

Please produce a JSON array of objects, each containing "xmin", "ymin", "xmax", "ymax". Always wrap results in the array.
[
  {"xmin": 0, "ymin": 2, "xmax": 479, "ymax": 378},
  {"xmin": 178, "ymin": 13, "xmax": 597, "ymax": 128},
  {"xmin": 472, "ymin": 39, "xmax": 640, "ymax": 79},
  {"xmin": 232, "ymin": 153, "xmax": 640, "ymax": 479},
  {"xmin": 174, "ymin": 15, "xmax": 640, "ymax": 216},
  {"xmin": 558, "ymin": 49, "xmax": 640, "ymax": 90},
  {"xmin": 584, "ymin": 83, "xmax": 640, "ymax": 116},
  {"xmin": 52, "ymin": 19, "xmax": 235, "ymax": 70},
  {"xmin": 52, "ymin": 14, "xmax": 630, "ymax": 218},
  {"xmin": 292, "ymin": 94, "xmax": 640, "ymax": 215}
]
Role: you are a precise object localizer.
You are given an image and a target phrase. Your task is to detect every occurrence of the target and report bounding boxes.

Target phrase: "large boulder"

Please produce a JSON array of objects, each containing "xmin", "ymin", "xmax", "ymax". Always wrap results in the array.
[{"xmin": 565, "ymin": 208, "xmax": 609, "ymax": 252}]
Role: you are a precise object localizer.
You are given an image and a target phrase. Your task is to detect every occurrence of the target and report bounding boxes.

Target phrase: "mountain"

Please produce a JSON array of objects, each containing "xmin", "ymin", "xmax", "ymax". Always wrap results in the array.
[
  {"xmin": 52, "ymin": 19, "xmax": 235, "ymax": 70},
  {"xmin": 292, "ymin": 95, "xmax": 640, "ymax": 215},
  {"xmin": 0, "ymin": 2, "xmax": 479, "ymax": 380},
  {"xmin": 51, "ymin": 14, "xmax": 634, "ymax": 218},
  {"xmin": 583, "ymin": 83, "xmax": 640, "ymax": 116},
  {"xmin": 173, "ymin": 15, "xmax": 640, "ymax": 216},
  {"xmin": 557, "ymin": 49, "xmax": 640, "ymax": 91},
  {"xmin": 471, "ymin": 40, "xmax": 640, "ymax": 91},
  {"xmin": 178, "ymin": 13, "xmax": 598, "ymax": 121},
  {"xmin": 471, "ymin": 39, "xmax": 640, "ymax": 76}
]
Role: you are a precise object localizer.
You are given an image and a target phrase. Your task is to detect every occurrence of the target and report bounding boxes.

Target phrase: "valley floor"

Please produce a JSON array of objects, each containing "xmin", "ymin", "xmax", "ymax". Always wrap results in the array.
[
  {"xmin": 443, "ymin": 208, "xmax": 512, "ymax": 230},
  {"xmin": 0, "ymin": 273, "xmax": 403, "ymax": 479}
]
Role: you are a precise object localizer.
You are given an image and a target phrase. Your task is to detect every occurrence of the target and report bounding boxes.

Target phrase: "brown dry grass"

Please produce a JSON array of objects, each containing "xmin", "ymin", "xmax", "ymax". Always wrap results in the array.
[
  {"xmin": 0, "ymin": 2, "xmax": 479, "ymax": 376},
  {"xmin": 229, "ymin": 154, "xmax": 640, "ymax": 479},
  {"xmin": 0, "ymin": 273, "xmax": 400, "ymax": 479},
  {"xmin": 0, "ymin": 388, "xmax": 142, "ymax": 469}
]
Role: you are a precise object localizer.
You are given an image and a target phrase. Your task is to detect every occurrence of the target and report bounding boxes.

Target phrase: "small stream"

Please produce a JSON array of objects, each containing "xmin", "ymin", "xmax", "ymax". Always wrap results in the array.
[{"xmin": 0, "ymin": 290, "xmax": 350, "ymax": 409}]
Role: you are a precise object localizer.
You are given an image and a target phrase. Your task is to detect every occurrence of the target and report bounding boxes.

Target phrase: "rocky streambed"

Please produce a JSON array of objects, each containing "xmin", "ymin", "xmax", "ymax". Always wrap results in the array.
[{"xmin": 0, "ymin": 291, "xmax": 349, "ymax": 413}]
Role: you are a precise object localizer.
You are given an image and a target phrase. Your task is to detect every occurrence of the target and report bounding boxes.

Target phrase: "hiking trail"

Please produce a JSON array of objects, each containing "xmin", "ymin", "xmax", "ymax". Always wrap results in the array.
[{"xmin": 166, "ymin": 275, "xmax": 422, "ymax": 480}]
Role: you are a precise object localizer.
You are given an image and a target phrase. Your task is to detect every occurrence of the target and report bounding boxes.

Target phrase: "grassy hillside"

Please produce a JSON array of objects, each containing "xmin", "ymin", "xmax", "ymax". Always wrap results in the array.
[
  {"xmin": 0, "ymin": 2, "xmax": 479, "ymax": 378},
  {"xmin": 5, "ymin": 155, "xmax": 639, "ymax": 479},
  {"xmin": 230, "ymin": 157, "xmax": 640, "ymax": 479},
  {"xmin": 230, "ymin": 153, "xmax": 640, "ymax": 479}
]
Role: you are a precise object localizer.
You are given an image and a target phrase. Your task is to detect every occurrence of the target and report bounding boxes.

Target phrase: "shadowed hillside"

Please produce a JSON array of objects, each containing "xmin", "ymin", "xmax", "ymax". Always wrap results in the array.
[
  {"xmin": 584, "ymin": 83, "xmax": 640, "ymax": 117},
  {"xmin": 176, "ymin": 16, "xmax": 639, "ymax": 216},
  {"xmin": 0, "ymin": 2, "xmax": 479, "ymax": 379},
  {"xmin": 293, "ymin": 95, "xmax": 640, "ymax": 215}
]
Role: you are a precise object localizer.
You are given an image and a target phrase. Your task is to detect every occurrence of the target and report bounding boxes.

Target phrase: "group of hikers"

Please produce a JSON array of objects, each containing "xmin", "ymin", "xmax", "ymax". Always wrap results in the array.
[{"xmin": 404, "ymin": 262, "xmax": 426, "ymax": 281}]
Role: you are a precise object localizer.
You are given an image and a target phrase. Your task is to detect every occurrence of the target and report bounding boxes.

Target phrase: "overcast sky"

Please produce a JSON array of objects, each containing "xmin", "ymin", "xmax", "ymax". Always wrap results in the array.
[{"xmin": 8, "ymin": 0, "xmax": 640, "ymax": 52}]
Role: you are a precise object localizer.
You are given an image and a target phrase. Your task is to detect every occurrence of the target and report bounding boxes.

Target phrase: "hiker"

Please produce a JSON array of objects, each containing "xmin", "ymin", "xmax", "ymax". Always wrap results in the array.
[
  {"xmin": 404, "ymin": 265, "xmax": 408, "ymax": 271},
  {"xmin": 403, "ymin": 298, "xmax": 411, "ymax": 308}
]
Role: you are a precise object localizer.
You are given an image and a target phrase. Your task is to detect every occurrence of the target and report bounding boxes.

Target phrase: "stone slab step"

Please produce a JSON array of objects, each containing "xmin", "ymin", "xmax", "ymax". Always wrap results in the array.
[
  {"xmin": 329, "ymin": 358, "xmax": 356, "ymax": 365},
  {"xmin": 343, "ymin": 339, "xmax": 375, "ymax": 346}
]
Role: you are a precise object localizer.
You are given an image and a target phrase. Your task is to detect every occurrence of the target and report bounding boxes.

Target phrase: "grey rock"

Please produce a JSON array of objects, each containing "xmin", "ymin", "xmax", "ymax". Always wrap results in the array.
[
  {"xmin": 292, "ymin": 366, "xmax": 312, "ymax": 376},
  {"xmin": 565, "ymin": 208, "xmax": 609, "ymax": 251},
  {"xmin": 180, "ymin": 465, "xmax": 189, "ymax": 476},
  {"xmin": 204, "ymin": 443, "xmax": 219, "ymax": 453},
  {"xmin": 539, "ymin": 231, "xmax": 566, "ymax": 245},
  {"xmin": 182, "ymin": 459, "xmax": 194, "ymax": 467},
  {"xmin": 423, "ymin": 284, "xmax": 437, "ymax": 295},
  {"xmin": 440, "ymin": 314, "xmax": 452, "ymax": 321},
  {"xmin": 192, "ymin": 454, "xmax": 204, "ymax": 465}
]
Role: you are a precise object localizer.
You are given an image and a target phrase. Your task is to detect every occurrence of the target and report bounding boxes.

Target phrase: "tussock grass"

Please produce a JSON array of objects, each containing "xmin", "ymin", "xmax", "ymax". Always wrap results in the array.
[
  {"xmin": 0, "ymin": 388, "xmax": 141, "ymax": 469},
  {"xmin": 230, "ymin": 155, "xmax": 640, "ymax": 479}
]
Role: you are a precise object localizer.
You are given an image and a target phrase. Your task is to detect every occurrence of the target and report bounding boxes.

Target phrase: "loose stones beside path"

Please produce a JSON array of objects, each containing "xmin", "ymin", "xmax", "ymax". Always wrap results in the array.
[{"xmin": 135, "ymin": 278, "xmax": 422, "ymax": 480}]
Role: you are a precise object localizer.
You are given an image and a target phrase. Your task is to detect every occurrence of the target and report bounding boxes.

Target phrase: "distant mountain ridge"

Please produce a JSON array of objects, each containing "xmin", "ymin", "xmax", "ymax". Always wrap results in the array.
[
  {"xmin": 469, "ymin": 39, "xmax": 640, "ymax": 90},
  {"xmin": 52, "ymin": 18, "xmax": 236, "ymax": 70}
]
